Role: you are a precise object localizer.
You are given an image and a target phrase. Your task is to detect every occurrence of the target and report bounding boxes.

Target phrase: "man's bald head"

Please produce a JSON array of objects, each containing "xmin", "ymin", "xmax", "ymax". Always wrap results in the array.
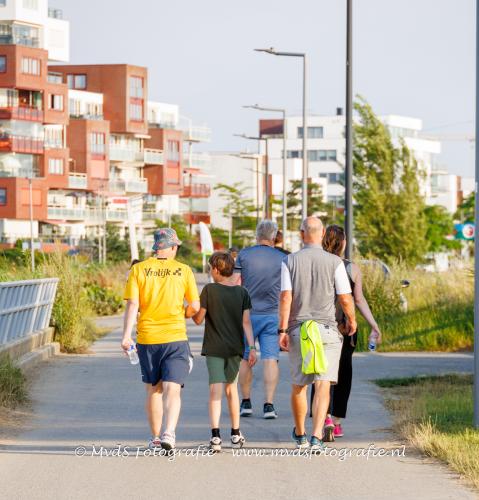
[{"xmin": 300, "ymin": 216, "xmax": 325, "ymax": 244}]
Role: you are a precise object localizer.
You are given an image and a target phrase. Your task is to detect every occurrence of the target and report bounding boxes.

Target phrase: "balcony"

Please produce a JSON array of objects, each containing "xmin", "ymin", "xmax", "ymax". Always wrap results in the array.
[
  {"xmin": 181, "ymin": 183, "xmax": 211, "ymax": 198},
  {"xmin": 144, "ymin": 148, "xmax": 164, "ymax": 165},
  {"xmin": 109, "ymin": 178, "xmax": 148, "ymax": 194},
  {"xmin": 47, "ymin": 206, "xmax": 128, "ymax": 223},
  {"xmin": 68, "ymin": 173, "xmax": 87, "ymax": 189},
  {"xmin": 0, "ymin": 107, "xmax": 43, "ymax": 122},
  {"xmin": 182, "ymin": 125, "xmax": 212, "ymax": 143},
  {"xmin": 183, "ymin": 153, "xmax": 211, "ymax": 169},
  {"xmin": 0, "ymin": 34, "xmax": 40, "ymax": 47},
  {"xmin": 183, "ymin": 212, "xmax": 211, "ymax": 225},
  {"xmin": 0, "ymin": 135, "xmax": 43, "ymax": 154},
  {"xmin": 109, "ymin": 146, "xmax": 143, "ymax": 163},
  {"xmin": 48, "ymin": 206, "xmax": 88, "ymax": 221}
]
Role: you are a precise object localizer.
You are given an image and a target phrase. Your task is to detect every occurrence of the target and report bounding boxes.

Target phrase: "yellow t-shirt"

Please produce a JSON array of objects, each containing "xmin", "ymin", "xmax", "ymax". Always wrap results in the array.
[{"xmin": 124, "ymin": 257, "xmax": 199, "ymax": 345}]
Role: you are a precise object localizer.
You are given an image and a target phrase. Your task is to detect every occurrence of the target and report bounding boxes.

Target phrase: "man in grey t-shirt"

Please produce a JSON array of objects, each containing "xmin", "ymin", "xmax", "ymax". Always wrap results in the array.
[
  {"xmin": 278, "ymin": 217, "xmax": 357, "ymax": 450},
  {"xmin": 234, "ymin": 220, "xmax": 286, "ymax": 420}
]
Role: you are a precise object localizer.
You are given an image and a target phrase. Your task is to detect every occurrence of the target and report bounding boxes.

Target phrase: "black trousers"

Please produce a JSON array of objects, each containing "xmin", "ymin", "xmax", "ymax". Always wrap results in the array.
[{"xmin": 309, "ymin": 332, "xmax": 357, "ymax": 419}]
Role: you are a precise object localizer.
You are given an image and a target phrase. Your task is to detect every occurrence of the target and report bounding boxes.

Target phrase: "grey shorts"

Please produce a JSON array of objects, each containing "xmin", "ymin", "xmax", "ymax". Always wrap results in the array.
[{"xmin": 288, "ymin": 322, "xmax": 343, "ymax": 386}]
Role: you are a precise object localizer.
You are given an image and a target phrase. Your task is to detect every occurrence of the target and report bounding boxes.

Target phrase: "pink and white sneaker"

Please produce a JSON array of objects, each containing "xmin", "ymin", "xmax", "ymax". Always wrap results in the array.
[
  {"xmin": 323, "ymin": 417, "xmax": 335, "ymax": 442},
  {"xmin": 334, "ymin": 424, "xmax": 344, "ymax": 438}
]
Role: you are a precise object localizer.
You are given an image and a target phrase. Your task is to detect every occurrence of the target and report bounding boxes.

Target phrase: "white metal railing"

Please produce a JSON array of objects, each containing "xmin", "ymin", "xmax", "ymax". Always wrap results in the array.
[
  {"xmin": 68, "ymin": 173, "xmax": 87, "ymax": 189},
  {"xmin": 108, "ymin": 180, "xmax": 126, "ymax": 193},
  {"xmin": 144, "ymin": 148, "xmax": 164, "ymax": 165},
  {"xmin": 182, "ymin": 125, "xmax": 212, "ymax": 143},
  {"xmin": 183, "ymin": 153, "xmax": 211, "ymax": 169},
  {"xmin": 0, "ymin": 278, "xmax": 59, "ymax": 346},
  {"xmin": 109, "ymin": 146, "xmax": 143, "ymax": 162},
  {"xmin": 48, "ymin": 206, "xmax": 128, "ymax": 222},
  {"xmin": 125, "ymin": 178, "xmax": 148, "ymax": 193}
]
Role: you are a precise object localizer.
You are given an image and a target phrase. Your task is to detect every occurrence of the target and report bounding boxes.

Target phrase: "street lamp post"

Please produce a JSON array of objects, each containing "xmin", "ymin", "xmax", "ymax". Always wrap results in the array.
[
  {"xmin": 28, "ymin": 175, "xmax": 35, "ymax": 272},
  {"xmin": 474, "ymin": 0, "xmax": 479, "ymax": 429},
  {"xmin": 243, "ymin": 104, "xmax": 288, "ymax": 239},
  {"xmin": 255, "ymin": 48, "xmax": 308, "ymax": 220},
  {"xmin": 345, "ymin": 0, "xmax": 354, "ymax": 260}
]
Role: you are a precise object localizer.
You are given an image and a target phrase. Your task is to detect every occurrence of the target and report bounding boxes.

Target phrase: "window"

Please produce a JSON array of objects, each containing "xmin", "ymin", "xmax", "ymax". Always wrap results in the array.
[
  {"xmin": 49, "ymin": 94, "xmax": 63, "ymax": 111},
  {"xmin": 328, "ymin": 173, "xmax": 344, "ymax": 184},
  {"xmin": 0, "ymin": 55, "xmax": 5, "ymax": 73},
  {"xmin": 67, "ymin": 74, "xmax": 87, "ymax": 90},
  {"xmin": 286, "ymin": 149, "xmax": 337, "ymax": 161},
  {"xmin": 21, "ymin": 57, "xmax": 40, "ymax": 75},
  {"xmin": 297, "ymin": 126, "xmax": 324, "ymax": 139},
  {"xmin": 129, "ymin": 76, "xmax": 143, "ymax": 98},
  {"xmin": 44, "ymin": 126, "xmax": 63, "ymax": 148},
  {"xmin": 90, "ymin": 132, "xmax": 106, "ymax": 157},
  {"xmin": 129, "ymin": 102, "xmax": 143, "ymax": 121},
  {"xmin": 0, "ymin": 188, "xmax": 6, "ymax": 205},
  {"xmin": 167, "ymin": 140, "xmax": 179, "ymax": 161},
  {"xmin": 286, "ymin": 150, "xmax": 301, "ymax": 159},
  {"xmin": 48, "ymin": 158, "xmax": 63, "ymax": 175},
  {"xmin": 23, "ymin": 0, "xmax": 38, "ymax": 9}
]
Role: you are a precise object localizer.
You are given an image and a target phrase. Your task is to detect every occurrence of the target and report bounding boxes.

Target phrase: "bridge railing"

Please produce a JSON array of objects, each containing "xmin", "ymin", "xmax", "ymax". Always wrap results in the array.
[{"xmin": 0, "ymin": 278, "xmax": 59, "ymax": 346}]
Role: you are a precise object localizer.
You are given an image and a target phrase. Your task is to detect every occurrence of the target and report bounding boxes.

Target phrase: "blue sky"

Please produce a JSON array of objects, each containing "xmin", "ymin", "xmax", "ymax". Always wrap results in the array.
[{"xmin": 53, "ymin": 0, "xmax": 475, "ymax": 176}]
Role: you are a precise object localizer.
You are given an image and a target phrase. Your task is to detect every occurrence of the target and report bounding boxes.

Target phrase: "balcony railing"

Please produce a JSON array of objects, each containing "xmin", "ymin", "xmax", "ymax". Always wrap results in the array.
[
  {"xmin": 183, "ymin": 153, "xmax": 211, "ymax": 169},
  {"xmin": 0, "ymin": 135, "xmax": 43, "ymax": 154},
  {"xmin": 109, "ymin": 146, "xmax": 143, "ymax": 163},
  {"xmin": 183, "ymin": 212, "xmax": 211, "ymax": 225},
  {"xmin": 126, "ymin": 178, "xmax": 147, "ymax": 193},
  {"xmin": 47, "ymin": 206, "xmax": 128, "ymax": 222},
  {"xmin": 144, "ymin": 148, "xmax": 164, "ymax": 165},
  {"xmin": 181, "ymin": 183, "xmax": 211, "ymax": 198},
  {"xmin": 182, "ymin": 125, "xmax": 212, "ymax": 143},
  {"xmin": 0, "ymin": 34, "xmax": 40, "ymax": 47},
  {"xmin": 68, "ymin": 173, "xmax": 87, "ymax": 189},
  {"xmin": 0, "ymin": 107, "xmax": 43, "ymax": 122}
]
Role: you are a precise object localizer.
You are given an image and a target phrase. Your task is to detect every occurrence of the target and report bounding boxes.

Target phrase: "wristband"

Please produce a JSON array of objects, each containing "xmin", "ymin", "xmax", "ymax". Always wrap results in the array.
[
  {"xmin": 249, "ymin": 345, "xmax": 256, "ymax": 350},
  {"xmin": 278, "ymin": 328, "xmax": 288, "ymax": 334}
]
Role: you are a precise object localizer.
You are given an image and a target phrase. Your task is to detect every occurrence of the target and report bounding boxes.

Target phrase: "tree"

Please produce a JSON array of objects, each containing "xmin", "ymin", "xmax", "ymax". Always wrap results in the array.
[
  {"xmin": 353, "ymin": 97, "xmax": 428, "ymax": 266},
  {"xmin": 455, "ymin": 192, "xmax": 474, "ymax": 223},
  {"xmin": 275, "ymin": 180, "xmax": 339, "ymax": 230},
  {"xmin": 97, "ymin": 223, "xmax": 145, "ymax": 263},
  {"xmin": 214, "ymin": 182, "xmax": 257, "ymax": 231},
  {"xmin": 424, "ymin": 205, "xmax": 460, "ymax": 253}
]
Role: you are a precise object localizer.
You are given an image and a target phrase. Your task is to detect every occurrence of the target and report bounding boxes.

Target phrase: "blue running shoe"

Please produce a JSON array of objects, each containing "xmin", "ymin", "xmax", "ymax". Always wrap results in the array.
[
  {"xmin": 291, "ymin": 427, "xmax": 309, "ymax": 449},
  {"xmin": 310, "ymin": 435, "xmax": 325, "ymax": 451}
]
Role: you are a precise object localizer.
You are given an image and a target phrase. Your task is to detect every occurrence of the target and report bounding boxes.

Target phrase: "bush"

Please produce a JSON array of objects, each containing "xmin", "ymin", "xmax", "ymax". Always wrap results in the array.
[
  {"xmin": 41, "ymin": 252, "xmax": 99, "ymax": 353},
  {"xmin": 0, "ymin": 355, "xmax": 27, "ymax": 408},
  {"xmin": 85, "ymin": 283, "xmax": 123, "ymax": 316}
]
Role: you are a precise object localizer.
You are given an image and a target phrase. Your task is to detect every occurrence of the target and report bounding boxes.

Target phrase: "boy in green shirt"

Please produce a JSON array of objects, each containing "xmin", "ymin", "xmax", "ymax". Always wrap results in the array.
[{"xmin": 193, "ymin": 251, "xmax": 257, "ymax": 452}]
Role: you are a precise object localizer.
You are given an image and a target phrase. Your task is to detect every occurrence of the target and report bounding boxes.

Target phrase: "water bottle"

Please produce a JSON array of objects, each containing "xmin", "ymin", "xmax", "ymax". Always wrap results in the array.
[
  {"xmin": 127, "ymin": 344, "xmax": 139, "ymax": 365},
  {"xmin": 368, "ymin": 332, "xmax": 378, "ymax": 352}
]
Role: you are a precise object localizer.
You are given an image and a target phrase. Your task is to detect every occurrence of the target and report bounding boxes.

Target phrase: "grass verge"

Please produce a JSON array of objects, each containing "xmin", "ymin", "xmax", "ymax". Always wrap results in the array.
[
  {"xmin": 0, "ymin": 355, "xmax": 27, "ymax": 408},
  {"xmin": 375, "ymin": 373, "xmax": 479, "ymax": 490}
]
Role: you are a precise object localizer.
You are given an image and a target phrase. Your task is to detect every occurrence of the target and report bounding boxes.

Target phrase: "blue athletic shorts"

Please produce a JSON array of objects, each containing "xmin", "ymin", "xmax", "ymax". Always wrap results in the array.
[
  {"xmin": 137, "ymin": 341, "xmax": 192, "ymax": 386},
  {"xmin": 243, "ymin": 314, "xmax": 279, "ymax": 361}
]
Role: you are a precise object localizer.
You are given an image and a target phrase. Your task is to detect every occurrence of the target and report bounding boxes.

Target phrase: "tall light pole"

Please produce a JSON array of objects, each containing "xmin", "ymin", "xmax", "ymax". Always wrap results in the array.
[
  {"xmin": 28, "ymin": 175, "xmax": 35, "ymax": 272},
  {"xmin": 255, "ymin": 48, "xmax": 308, "ymax": 220},
  {"xmin": 474, "ymin": 0, "xmax": 479, "ymax": 429},
  {"xmin": 243, "ymin": 104, "xmax": 288, "ymax": 240},
  {"xmin": 234, "ymin": 133, "xmax": 270, "ymax": 218},
  {"xmin": 345, "ymin": 0, "xmax": 354, "ymax": 260}
]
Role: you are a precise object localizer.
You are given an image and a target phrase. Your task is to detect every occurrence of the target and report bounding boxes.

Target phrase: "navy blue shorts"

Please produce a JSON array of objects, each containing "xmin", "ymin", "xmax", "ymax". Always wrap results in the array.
[{"xmin": 137, "ymin": 341, "xmax": 192, "ymax": 386}]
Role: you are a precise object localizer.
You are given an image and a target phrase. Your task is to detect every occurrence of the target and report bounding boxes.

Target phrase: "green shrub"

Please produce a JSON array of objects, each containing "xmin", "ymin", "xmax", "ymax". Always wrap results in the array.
[
  {"xmin": 85, "ymin": 283, "xmax": 123, "ymax": 316},
  {"xmin": 0, "ymin": 355, "xmax": 27, "ymax": 408}
]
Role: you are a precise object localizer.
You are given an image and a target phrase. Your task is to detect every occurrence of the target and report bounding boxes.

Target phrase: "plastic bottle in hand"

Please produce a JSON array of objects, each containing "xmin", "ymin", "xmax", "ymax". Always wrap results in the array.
[
  {"xmin": 368, "ymin": 332, "xmax": 379, "ymax": 352},
  {"xmin": 127, "ymin": 344, "xmax": 139, "ymax": 365}
]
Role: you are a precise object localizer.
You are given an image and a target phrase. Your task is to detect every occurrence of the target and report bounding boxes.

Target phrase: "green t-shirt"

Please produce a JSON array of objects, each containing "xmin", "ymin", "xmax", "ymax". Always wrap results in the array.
[{"xmin": 200, "ymin": 283, "xmax": 252, "ymax": 358}]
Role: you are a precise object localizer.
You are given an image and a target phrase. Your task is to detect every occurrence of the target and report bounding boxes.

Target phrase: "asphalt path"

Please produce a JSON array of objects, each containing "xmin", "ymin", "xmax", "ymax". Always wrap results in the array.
[{"xmin": 0, "ymin": 316, "xmax": 476, "ymax": 500}]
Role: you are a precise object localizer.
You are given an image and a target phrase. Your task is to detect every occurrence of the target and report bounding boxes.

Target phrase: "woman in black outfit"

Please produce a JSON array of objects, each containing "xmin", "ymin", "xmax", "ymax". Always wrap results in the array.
[{"xmin": 311, "ymin": 225, "xmax": 382, "ymax": 441}]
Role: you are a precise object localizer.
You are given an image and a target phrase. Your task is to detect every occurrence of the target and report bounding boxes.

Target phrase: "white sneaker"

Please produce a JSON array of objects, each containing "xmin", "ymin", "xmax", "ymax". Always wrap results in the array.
[
  {"xmin": 231, "ymin": 432, "xmax": 245, "ymax": 449},
  {"xmin": 209, "ymin": 436, "xmax": 222, "ymax": 452},
  {"xmin": 148, "ymin": 436, "xmax": 161, "ymax": 449},
  {"xmin": 160, "ymin": 431, "xmax": 176, "ymax": 450}
]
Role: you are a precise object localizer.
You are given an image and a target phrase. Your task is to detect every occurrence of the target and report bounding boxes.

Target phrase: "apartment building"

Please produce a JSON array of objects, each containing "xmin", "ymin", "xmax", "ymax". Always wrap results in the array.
[
  {"xmin": 259, "ymin": 112, "xmax": 449, "ymax": 212},
  {"xmin": 0, "ymin": 0, "xmax": 70, "ymax": 246},
  {"xmin": 0, "ymin": 0, "xmax": 213, "ymax": 252}
]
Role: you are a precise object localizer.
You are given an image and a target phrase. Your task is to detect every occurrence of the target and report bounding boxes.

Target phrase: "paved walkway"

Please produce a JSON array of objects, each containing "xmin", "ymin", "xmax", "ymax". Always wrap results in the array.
[{"xmin": 0, "ymin": 317, "xmax": 476, "ymax": 500}]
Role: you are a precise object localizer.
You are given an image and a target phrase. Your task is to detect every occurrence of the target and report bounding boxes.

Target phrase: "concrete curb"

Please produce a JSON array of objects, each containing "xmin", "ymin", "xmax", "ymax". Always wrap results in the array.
[{"xmin": 0, "ymin": 327, "xmax": 59, "ymax": 371}]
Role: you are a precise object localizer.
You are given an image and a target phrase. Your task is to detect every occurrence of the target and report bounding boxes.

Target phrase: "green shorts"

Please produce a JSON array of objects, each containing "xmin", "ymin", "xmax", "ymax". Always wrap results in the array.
[{"xmin": 206, "ymin": 355, "xmax": 242, "ymax": 384}]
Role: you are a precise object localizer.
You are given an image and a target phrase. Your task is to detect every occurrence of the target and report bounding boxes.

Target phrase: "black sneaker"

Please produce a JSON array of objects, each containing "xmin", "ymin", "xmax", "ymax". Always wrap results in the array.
[
  {"xmin": 240, "ymin": 399, "xmax": 252, "ymax": 417},
  {"xmin": 263, "ymin": 403, "xmax": 278, "ymax": 419}
]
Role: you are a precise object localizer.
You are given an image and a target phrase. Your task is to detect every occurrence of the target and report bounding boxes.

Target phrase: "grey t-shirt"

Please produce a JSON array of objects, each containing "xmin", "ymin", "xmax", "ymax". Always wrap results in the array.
[{"xmin": 235, "ymin": 244, "xmax": 286, "ymax": 315}]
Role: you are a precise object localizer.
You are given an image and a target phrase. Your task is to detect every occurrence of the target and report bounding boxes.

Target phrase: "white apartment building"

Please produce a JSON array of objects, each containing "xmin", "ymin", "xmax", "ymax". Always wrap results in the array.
[
  {"xmin": 0, "ymin": 0, "xmax": 69, "ymax": 62},
  {"xmin": 262, "ymin": 112, "xmax": 448, "ymax": 210}
]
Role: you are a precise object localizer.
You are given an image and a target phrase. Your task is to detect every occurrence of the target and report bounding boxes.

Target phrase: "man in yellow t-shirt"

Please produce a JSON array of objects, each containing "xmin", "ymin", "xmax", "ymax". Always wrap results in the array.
[{"xmin": 121, "ymin": 228, "xmax": 200, "ymax": 451}]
